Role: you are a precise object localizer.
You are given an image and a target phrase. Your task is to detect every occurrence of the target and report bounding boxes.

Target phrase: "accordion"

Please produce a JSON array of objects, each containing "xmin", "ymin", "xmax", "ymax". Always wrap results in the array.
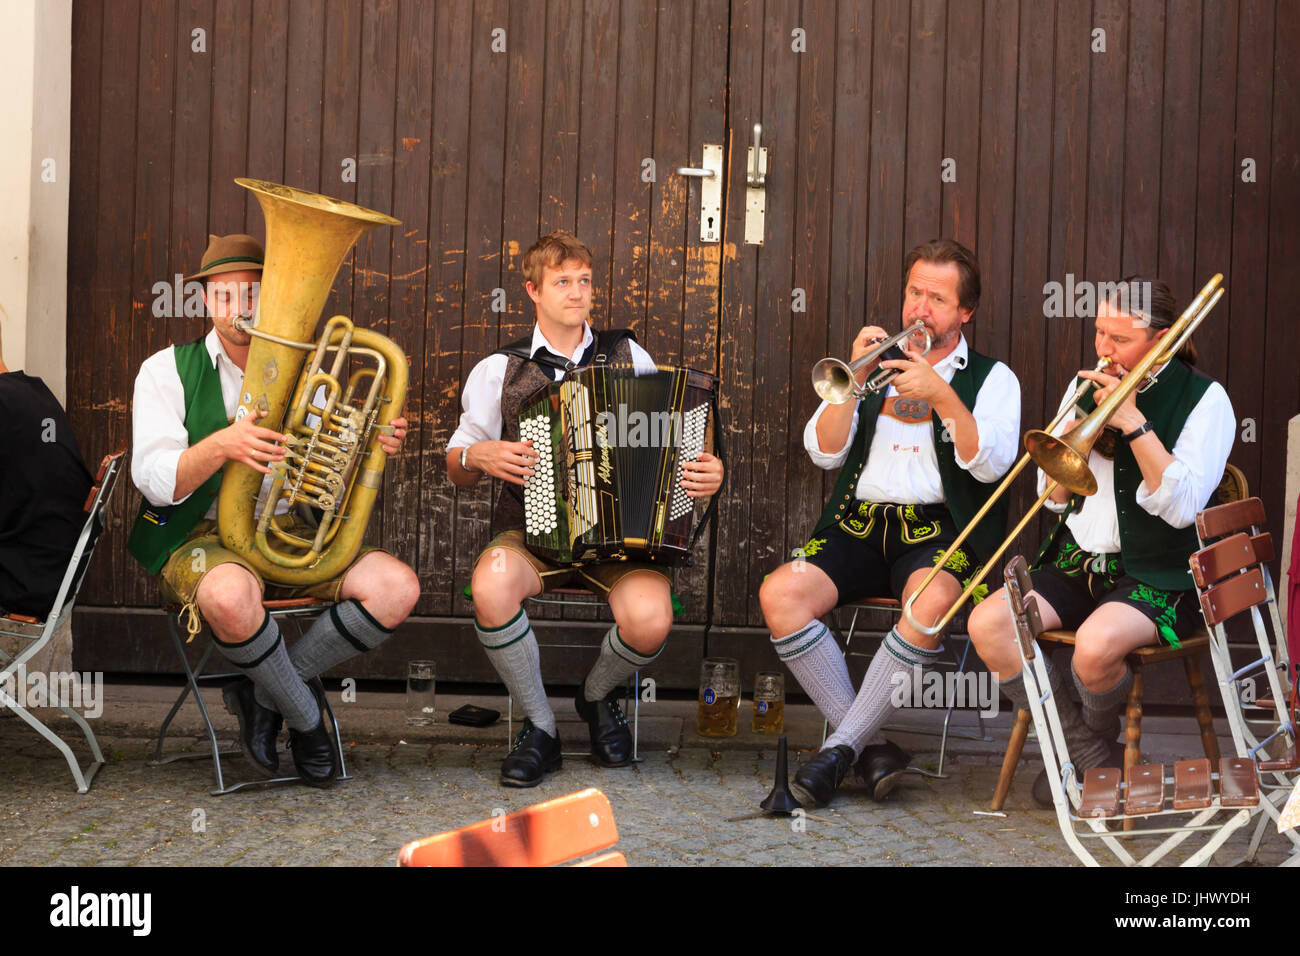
[{"xmin": 518, "ymin": 364, "xmax": 719, "ymax": 565}]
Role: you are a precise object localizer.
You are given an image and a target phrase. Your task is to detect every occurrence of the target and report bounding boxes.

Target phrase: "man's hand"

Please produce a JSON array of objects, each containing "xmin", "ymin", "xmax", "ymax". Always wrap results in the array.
[
  {"xmin": 878, "ymin": 341, "xmax": 947, "ymax": 403},
  {"xmin": 217, "ymin": 409, "xmax": 288, "ymax": 475},
  {"xmin": 681, "ymin": 451, "xmax": 723, "ymax": 498},
  {"xmin": 1079, "ymin": 364, "xmax": 1144, "ymax": 433},
  {"xmin": 849, "ymin": 325, "xmax": 890, "ymax": 386},
  {"xmin": 378, "ymin": 416, "xmax": 409, "ymax": 456},
  {"xmin": 463, "ymin": 440, "xmax": 539, "ymax": 486}
]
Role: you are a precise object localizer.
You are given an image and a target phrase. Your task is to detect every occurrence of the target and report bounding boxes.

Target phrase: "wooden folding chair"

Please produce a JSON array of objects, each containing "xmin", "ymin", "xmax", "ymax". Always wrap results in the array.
[
  {"xmin": 0, "ymin": 447, "xmax": 126, "ymax": 793},
  {"xmin": 149, "ymin": 597, "xmax": 352, "ymax": 795},
  {"xmin": 398, "ymin": 787, "xmax": 624, "ymax": 867},
  {"xmin": 1002, "ymin": 555, "xmax": 1258, "ymax": 867},
  {"xmin": 1190, "ymin": 497, "xmax": 1300, "ymax": 863}
]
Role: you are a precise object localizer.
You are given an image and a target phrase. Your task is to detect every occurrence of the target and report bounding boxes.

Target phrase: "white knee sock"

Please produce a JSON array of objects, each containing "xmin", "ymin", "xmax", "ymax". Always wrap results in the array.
[
  {"xmin": 824, "ymin": 627, "xmax": 941, "ymax": 756},
  {"xmin": 771, "ymin": 620, "xmax": 855, "ymax": 729},
  {"xmin": 475, "ymin": 609, "xmax": 555, "ymax": 736}
]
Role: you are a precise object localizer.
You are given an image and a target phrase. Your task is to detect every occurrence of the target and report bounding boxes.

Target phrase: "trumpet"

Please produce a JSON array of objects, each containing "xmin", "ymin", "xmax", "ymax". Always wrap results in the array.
[
  {"xmin": 900, "ymin": 273, "xmax": 1225, "ymax": 639},
  {"xmin": 811, "ymin": 321, "xmax": 932, "ymax": 404}
]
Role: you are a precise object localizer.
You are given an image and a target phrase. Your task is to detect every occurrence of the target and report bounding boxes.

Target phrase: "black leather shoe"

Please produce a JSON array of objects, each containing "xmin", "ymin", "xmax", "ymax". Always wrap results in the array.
[
  {"xmin": 501, "ymin": 720, "xmax": 562, "ymax": 788},
  {"xmin": 289, "ymin": 718, "xmax": 339, "ymax": 788},
  {"xmin": 854, "ymin": 740, "xmax": 912, "ymax": 801},
  {"xmin": 222, "ymin": 678, "xmax": 282, "ymax": 777},
  {"xmin": 574, "ymin": 690, "xmax": 633, "ymax": 767},
  {"xmin": 790, "ymin": 745, "xmax": 856, "ymax": 808}
]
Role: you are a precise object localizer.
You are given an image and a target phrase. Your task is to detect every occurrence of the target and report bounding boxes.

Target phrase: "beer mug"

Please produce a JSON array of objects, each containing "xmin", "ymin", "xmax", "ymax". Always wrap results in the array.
[
  {"xmin": 752, "ymin": 671, "xmax": 785, "ymax": 735},
  {"xmin": 697, "ymin": 657, "xmax": 740, "ymax": 737}
]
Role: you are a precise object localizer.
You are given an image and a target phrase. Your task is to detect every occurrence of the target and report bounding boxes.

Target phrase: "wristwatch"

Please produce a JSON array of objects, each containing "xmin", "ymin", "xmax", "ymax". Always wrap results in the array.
[
  {"xmin": 460, "ymin": 446, "xmax": 478, "ymax": 472},
  {"xmin": 1121, "ymin": 421, "xmax": 1154, "ymax": 443}
]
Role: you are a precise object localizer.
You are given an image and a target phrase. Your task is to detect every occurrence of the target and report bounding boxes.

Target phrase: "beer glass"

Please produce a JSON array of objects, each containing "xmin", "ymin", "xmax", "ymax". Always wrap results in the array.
[
  {"xmin": 752, "ymin": 671, "xmax": 785, "ymax": 734},
  {"xmin": 697, "ymin": 657, "xmax": 740, "ymax": 737},
  {"xmin": 406, "ymin": 660, "xmax": 437, "ymax": 726}
]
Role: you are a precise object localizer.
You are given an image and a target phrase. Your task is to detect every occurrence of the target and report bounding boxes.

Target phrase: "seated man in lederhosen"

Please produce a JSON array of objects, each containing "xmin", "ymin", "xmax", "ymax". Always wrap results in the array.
[
  {"xmin": 759, "ymin": 238, "xmax": 1022, "ymax": 808},
  {"xmin": 447, "ymin": 230, "xmax": 724, "ymax": 788},
  {"xmin": 966, "ymin": 277, "xmax": 1234, "ymax": 807},
  {"xmin": 128, "ymin": 234, "xmax": 419, "ymax": 787}
]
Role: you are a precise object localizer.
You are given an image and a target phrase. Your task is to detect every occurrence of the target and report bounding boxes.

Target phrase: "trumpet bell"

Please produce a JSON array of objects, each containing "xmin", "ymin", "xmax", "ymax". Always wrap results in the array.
[{"xmin": 811, "ymin": 358, "xmax": 858, "ymax": 405}]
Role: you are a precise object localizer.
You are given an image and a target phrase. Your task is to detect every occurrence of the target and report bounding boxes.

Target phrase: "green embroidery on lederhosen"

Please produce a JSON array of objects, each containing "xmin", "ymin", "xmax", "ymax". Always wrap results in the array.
[
  {"xmin": 798, "ymin": 536, "xmax": 828, "ymax": 557},
  {"xmin": 928, "ymin": 546, "xmax": 989, "ymax": 606},
  {"xmin": 900, "ymin": 504, "xmax": 940, "ymax": 544},
  {"xmin": 1126, "ymin": 583, "xmax": 1182, "ymax": 648},
  {"xmin": 1051, "ymin": 541, "xmax": 1087, "ymax": 577},
  {"xmin": 839, "ymin": 501, "xmax": 880, "ymax": 539}
]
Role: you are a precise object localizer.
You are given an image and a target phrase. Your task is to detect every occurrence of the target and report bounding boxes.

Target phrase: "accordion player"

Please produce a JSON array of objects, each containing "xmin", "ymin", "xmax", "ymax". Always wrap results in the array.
[{"xmin": 517, "ymin": 363, "xmax": 720, "ymax": 566}]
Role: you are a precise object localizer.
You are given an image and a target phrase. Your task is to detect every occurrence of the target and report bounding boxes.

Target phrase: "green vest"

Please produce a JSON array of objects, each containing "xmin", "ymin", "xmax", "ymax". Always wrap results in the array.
[
  {"xmin": 1034, "ymin": 358, "xmax": 1214, "ymax": 591},
  {"xmin": 126, "ymin": 339, "xmax": 229, "ymax": 574},
  {"xmin": 811, "ymin": 348, "xmax": 1009, "ymax": 564}
]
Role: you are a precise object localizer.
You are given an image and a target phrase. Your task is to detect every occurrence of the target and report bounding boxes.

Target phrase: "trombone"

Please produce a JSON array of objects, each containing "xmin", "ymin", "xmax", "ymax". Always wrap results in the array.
[
  {"xmin": 811, "ymin": 321, "xmax": 932, "ymax": 404},
  {"xmin": 900, "ymin": 273, "xmax": 1226, "ymax": 639}
]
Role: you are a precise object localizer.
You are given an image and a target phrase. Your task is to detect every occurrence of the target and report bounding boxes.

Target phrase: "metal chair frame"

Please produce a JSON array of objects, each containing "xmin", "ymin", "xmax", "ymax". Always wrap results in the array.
[
  {"xmin": 1191, "ymin": 498, "xmax": 1300, "ymax": 864},
  {"xmin": 0, "ymin": 448, "xmax": 126, "ymax": 794},
  {"xmin": 150, "ymin": 598, "xmax": 352, "ymax": 795}
]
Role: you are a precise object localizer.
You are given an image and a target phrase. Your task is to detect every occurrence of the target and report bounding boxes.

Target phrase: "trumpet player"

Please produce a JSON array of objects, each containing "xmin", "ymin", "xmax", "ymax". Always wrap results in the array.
[
  {"xmin": 760, "ymin": 238, "xmax": 1021, "ymax": 807},
  {"xmin": 966, "ymin": 277, "xmax": 1235, "ymax": 807},
  {"xmin": 127, "ymin": 234, "xmax": 419, "ymax": 787}
]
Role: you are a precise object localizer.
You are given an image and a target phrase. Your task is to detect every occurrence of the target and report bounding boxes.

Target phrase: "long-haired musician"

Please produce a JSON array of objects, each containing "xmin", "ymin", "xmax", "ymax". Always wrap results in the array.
[
  {"xmin": 966, "ymin": 277, "xmax": 1235, "ymax": 807},
  {"xmin": 128, "ymin": 233, "xmax": 419, "ymax": 787},
  {"xmin": 447, "ymin": 230, "xmax": 724, "ymax": 788},
  {"xmin": 760, "ymin": 238, "xmax": 1022, "ymax": 807}
]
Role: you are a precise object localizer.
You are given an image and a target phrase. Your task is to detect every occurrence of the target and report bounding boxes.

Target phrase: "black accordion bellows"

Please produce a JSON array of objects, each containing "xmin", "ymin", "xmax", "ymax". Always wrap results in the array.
[{"xmin": 518, "ymin": 364, "xmax": 718, "ymax": 565}]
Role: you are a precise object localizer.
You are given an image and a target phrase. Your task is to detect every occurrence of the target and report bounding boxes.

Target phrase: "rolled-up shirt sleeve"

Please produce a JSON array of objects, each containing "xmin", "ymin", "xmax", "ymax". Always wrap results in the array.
[
  {"xmin": 953, "ymin": 361, "xmax": 1021, "ymax": 483},
  {"xmin": 447, "ymin": 354, "xmax": 507, "ymax": 450},
  {"xmin": 1134, "ymin": 381, "xmax": 1235, "ymax": 529},
  {"xmin": 130, "ymin": 351, "xmax": 192, "ymax": 507},
  {"xmin": 803, "ymin": 401, "xmax": 856, "ymax": 470}
]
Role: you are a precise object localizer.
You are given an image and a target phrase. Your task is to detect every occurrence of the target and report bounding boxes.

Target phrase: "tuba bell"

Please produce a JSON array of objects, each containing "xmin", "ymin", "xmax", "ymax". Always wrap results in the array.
[{"xmin": 217, "ymin": 178, "xmax": 407, "ymax": 586}]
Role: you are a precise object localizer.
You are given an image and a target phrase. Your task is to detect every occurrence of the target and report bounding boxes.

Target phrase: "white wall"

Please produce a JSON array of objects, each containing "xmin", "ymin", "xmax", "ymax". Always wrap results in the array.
[{"xmin": 0, "ymin": 0, "xmax": 72, "ymax": 404}]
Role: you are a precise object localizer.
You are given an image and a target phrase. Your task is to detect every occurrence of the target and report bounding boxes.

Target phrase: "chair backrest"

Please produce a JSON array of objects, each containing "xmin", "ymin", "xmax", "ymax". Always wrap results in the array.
[
  {"xmin": 398, "ymin": 788, "xmax": 620, "ymax": 867},
  {"xmin": 1196, "ymin": 496, "xmax": 1266, "ymax": 546},
  {"xmin": 46, "ymin": 447, "xmax": 127, "ymax": 624}
]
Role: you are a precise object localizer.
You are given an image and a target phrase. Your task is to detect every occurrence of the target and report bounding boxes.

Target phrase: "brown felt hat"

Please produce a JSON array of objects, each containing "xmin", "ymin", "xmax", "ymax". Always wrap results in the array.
[{"xmin": 185, "ymin": 233, "xmax": 265, "ymax": 281}]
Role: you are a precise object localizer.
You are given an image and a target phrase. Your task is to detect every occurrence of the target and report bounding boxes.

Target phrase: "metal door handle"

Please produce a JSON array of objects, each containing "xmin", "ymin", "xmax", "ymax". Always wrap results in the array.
[{"xmin": 677, "ymin": 167, "xmax": 717, "ymax": 177}]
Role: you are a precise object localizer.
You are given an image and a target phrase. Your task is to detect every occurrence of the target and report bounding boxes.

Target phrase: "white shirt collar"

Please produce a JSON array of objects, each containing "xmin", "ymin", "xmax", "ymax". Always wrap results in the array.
[
  {"xmin": 931, "ymin": 333, "xmax": 970, "ymax": 372},
  {"xmin": 530, "ymin": 322, "xmax": 594, "ymax": 364},
  {"xmin": 203, "ymin": 327, "xmax": 242, "ymax": 374}
]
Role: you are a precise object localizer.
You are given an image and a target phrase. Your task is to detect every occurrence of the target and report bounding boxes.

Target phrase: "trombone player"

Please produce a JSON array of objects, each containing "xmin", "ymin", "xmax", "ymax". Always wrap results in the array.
[
  {"xmin": 759, "ymin": 238, "xmax": 1021, "ymax": 807},
  {"xmin": 966, "ymin": 277, "xmax": 1235, "ymax": 807}
]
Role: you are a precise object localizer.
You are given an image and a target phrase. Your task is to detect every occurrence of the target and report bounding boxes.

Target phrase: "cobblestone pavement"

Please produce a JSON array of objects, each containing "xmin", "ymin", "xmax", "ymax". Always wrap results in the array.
[{"xmin": 0, "ymin": 687, "xmax": 1292, "ymax": 867}]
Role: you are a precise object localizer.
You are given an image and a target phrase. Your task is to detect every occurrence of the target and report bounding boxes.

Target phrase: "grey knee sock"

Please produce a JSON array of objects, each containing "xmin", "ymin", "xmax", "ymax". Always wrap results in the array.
[
  {"xmin": 998, "ymin": 661, "xmax": 1111, "ymax": 771},
  {"xmin": 583, "ymin": 625, "xmax": 660, "ymax": 702},
  {"xmin": 476, "ymin": 609, "xmax": 555, "ymax": 736},
  {"xmin": 771, "ymin": 620, "xmax": 856, "ymax": 730},
  {"xmin": 825, "ymin": 628, "xmax": 941, "ymax": 757},
  {"xmin": 289, "ymin": 599, "xmax": 394, "ymax": 679},
  {"xmin": 1072, "ymin": 663, "xmax": 1132, "ymax": 743},
  {"xmin": 215, "ymin": 612, "xmax": 320, "ymax": 732}
]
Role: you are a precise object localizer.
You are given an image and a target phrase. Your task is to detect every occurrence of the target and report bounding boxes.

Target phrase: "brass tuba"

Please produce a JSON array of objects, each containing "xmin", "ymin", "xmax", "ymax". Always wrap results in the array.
[{"xmin": 217, "ymin": 178, "xmax": 407, "ymax": 586}]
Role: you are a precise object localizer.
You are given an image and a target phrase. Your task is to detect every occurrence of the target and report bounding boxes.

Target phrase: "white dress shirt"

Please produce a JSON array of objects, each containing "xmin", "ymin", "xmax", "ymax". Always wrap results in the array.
[
  {"xmin": 802, "ymin": 335, "xmax": 1021, "ymax": 504},
  {"xmin": 448, "ymin": 323, "xmax": 658, "ymax": 449},
  {"xmin": 131, "ymin": 328, "xmax": 289, "ymax": 519},
  {"xmin": 1036, "ymin": 369, "xmax": 1236, "ymax": 553}
]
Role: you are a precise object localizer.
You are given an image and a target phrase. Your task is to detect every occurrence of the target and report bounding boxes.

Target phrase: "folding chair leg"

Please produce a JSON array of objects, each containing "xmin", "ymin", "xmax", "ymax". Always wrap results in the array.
[
  {"xmin": 0, "ymin": 690, "xmax": 104, "ymax": 794},
  {"xmin": 991, "ymin": 708, "xmax": 1031, "ymax": 811}
]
